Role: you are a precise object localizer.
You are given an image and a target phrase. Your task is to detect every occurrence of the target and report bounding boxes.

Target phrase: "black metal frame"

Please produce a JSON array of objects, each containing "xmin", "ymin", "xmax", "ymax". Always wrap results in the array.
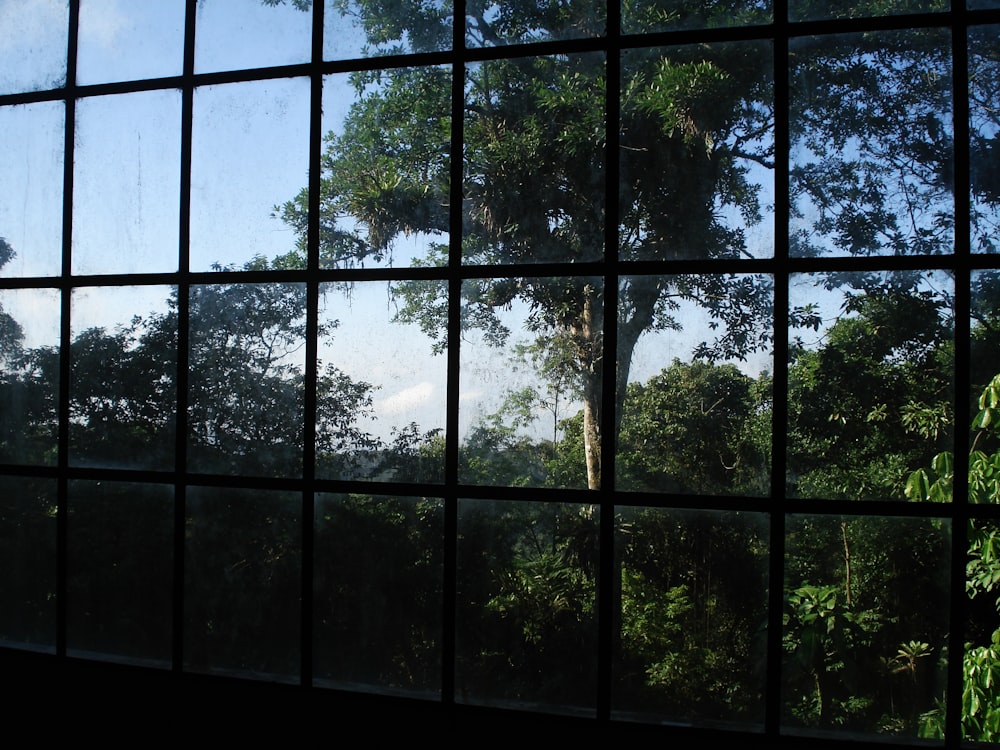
[{"xmin": 2, "ymin": 0, "xmax": 999, "ymax": 746}]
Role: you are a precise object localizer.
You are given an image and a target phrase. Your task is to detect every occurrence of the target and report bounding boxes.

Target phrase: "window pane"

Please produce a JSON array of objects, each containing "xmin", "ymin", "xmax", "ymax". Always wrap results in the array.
[
  {"xmin": 969, "ymin": 0, "xmax": 1000, "ymax": 7},
  {"xmin": 790, "ymin": 29, "xmax": 954, "ymax": 257},
  {"xmin": 463, "ymin": 53, "xmax": 605, "ymax": 265},
  {"xmin": 317, "ymin": 281, "xmax": 446, "ymax": 482},
  {"xmin": 0, "ymin": 476, "xmax": 56, "ymax": 652},
  {"xmin": 67, "ymin": 480, "xmax": 173, "ymax": 668},
  {"xmin": 191, "ymin": 78, "xmax": 310, "ymax": 272},
  {"xmin": 612, "ymin": 507, "xmax": 769, "ymax": 728},
  {"xmin": 620, "ymin": 41, "xmax": 774, "ymax": 261},
  {"xmin": 970, "ymin": 24, "xmax": 1000, "ymax": 254},
  {"xmin": 782, "ymin": 514, "xmax": 951, "ymax": 741},
  {"xmin": 73, "ymin": 90, "xmax": 181, "ymax": 275},
  {"xmin": 466, "ymin": 0, "xmax": 605, "ymax": 47},
  {"xmin": 623, "ymin": 0, "xmax": 770, "ymax": 36},
  {"xmin": 184, "ymin": 486, "xmax": 300, "ymax": 682},
  {"xmin": 195, "ymin": 0, "xmax": 312, "ymax": 73},
  {"xmin": 456, "ymin": 498, "xmax": 599, "ymax": 715},
  {"xmin": 325, "ymin": 0, "xmax": 452, "ymax": 58},
  {"xmin": 619, "ymin": 274, "xmax": 773, "ymax": 495},
  {"xmin": 77, "ymin": 0, "xmax": 185, "ymax": 85},
  {"xmin": 965, "ymin": 519, "xmax": 1000, "ymax": 742},
  {"xmin": 0, "ymin": 0, "xmax": 68, "ymax": 95},
  {"xmin": 297, "ymin": 68, "xmax": 451, "ymax": 271},
  {"xmin": 787, "ymin": 271, "xmax": 954, "ymax": 501},
  {"xmin": 0, "ymin": 101, "xmax": 65, "ymax": 278},
  {"xmin": 459, "ymin": 277, "xmax": 602, "ymax": 490},
  {"xmin": 313, "ymin": 493, "xmax": 443, "ymax": 697},
  {"xmin": 70, "ymin": 285, "xmax": 176, "ymax": 471},
  {"xmin": 0, "ymin": 288, "xmax": 60, "ymax": 465},
  {"xmin": 789, "ymin": 0, "xmax": 946, "ymax": 21},
  {"xmin": 188, "ymin": 282, "xmax": 305, "ymax": 477}
]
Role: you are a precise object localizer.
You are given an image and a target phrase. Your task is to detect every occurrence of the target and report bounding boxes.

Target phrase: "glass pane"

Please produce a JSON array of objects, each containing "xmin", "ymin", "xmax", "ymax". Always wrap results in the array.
[
  {"xmin": 783, "ymin": 514, "xmax": 951, "ymax": 741},
  {"xmin": 313, "ymin": 493, "xmax": 443, "ymax": 697},
  {"xmin": 970, "ymin": 271, "xmax": 1000, "ymax": 504},
  {"xmin": 612, "ymin": 507, "xmax": 769, "ymax": 728},
  {"xmin": 790, "ymin": 29, "xmax": 954, "ymax": 257},
  {"xmin": 0, "ymin": 476, "xmax": 56, "ymax": 652},
  {"xmin": 0, "ymin": 0, "xmax": 68, "ymax": 95},
  {"xmin": 459, "ymin": 277, "xmax": 602, "ymax": 490},
  {"xmin": 620, "ymin": 41, "xmax": 774, "ymax": 261},
  {"xmin": 0, "ymin": 101, "xmax": 65, "ymax": 278},
  {"xmin": 619, "ymin": 273, "xmax": 773, "ymax": 495},
  {"xmin": 970, "ymin": 25, "xmax": 1000, "ymax": 254},
  {"xmin": 789, "ymin": 0, "xmax": 946, "ymax": 21},
  {"xmin": 73, "ymin": 90, "xmax": 181, "ymax": 275},
  {"xmin": 190, "ymin": 78, "xmax": 310, "ymax": 272},
  {"xmin": 787, "ymin": 271, "xmax": 955, "ymax": 501},
  {"xmin": 188, "ymin": 282, "xmax": 305, "ymax": 477},
  {"xmin": 325, "ymin": 0, "xmax": 452, "ymax": 58},
  {"xmin": 969, "ymin": 0, "xmax": 1000, "ymax": 7},
  {"xmin": 317, "ymin": 281, "xmax": 446, "ymax": 482},
  {"xmin": 77, "ymin": 0, "xmax": 185, "ymax": 85},
  {"xmin": 70, "ymin": 285, "xmax": 176, "ymax": 470},
  {"xmin": 0, "ymin": 288, "xmax": 60, "ymax": 465},
  {"xmin": 184, "ymin": 486, "xmax": 300, "ymax": 682},
  {"xmin": 463, "ymin": 53, "xmax": 605, "ymax": 265},
  {"xmin": 467, "ymin": 0, "xmax": 605, "ymax": 46},
  {"xmin": 456, "ymin": 498, "xmax": 599, "ymax": 715},
  {"xmin": 286, "ymin": 68, "xmax": 450, "ymax": 271},
  {"xmin": 964, "ymin": 519, "xmax": 1000, "ymax": 742},
  {"xmin": 623, "ymin": 0, "xmax": 770, "ymax": 35},
  {"xmin": 67, "ymin": 480, "xmax": 173, "ymax": 668},
  {"xmin": 195, "ymin": 0, "xmax": 312, "ymax": 73}
]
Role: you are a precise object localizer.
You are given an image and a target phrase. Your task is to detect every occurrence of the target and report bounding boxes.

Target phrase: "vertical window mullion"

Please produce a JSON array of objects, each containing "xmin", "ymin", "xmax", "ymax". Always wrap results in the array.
[
  {"xmin": 768, "ymin": 0, "xmax": 790, "ymax": 740},
  {"xmin": 55, "ymin": 0, "xmax": 81, "ymax": 661},
  {"xmin": 947, "ymin": 2, "xmax": 972, "ymax": 746}
]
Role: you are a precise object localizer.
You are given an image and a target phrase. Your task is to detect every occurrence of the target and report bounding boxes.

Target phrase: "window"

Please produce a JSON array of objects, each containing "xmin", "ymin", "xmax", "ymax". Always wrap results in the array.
[{"xmin": 1, "ymin": 0, "xmax": 998, "ymax": 745}]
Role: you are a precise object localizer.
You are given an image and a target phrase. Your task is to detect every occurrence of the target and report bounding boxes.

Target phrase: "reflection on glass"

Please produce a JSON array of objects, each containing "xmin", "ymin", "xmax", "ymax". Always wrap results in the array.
[
  {"xmin": 313, "ymin": 493, "xmax": 443, "ymax": 697},
  {"xmin": 623, "ymin": 0, "xmax": 770, "ymax": 35},
  {"xmin": 459, "ymin": 277, "xmax": 602, "ymax": 490},
  {"xmin": 612, "ymin": 507, "xmax": 768, "ymax": 728},
  {"xmin": 0, "ymin": 0, "xmax": 68, "ymax": 95},
  {"xmin": 279, "ymin": 68, "xmax": 451, "ymax": 271},
  {"xmin": 0, "ymin": 102, "xmax": 65, "ymax": 278},
  {"xmin": 188, "ymin": 282, "xmax": 305, "ymax": 477},
  {"xmin": 467, "ymin": 0, "xmax": 604, "ymax": 46},
  {"xmin": 190, "ymin": 78, "xmax": 310, "ymax": 272},
  {"xmin": 787, "ymin": 271, "xmax": 954, "ymax": 501},
  {"xmin": 317, "ymin": 281, "xmax": 446, "ymax": 482},
  {"xmin": 73, "ymin": 90, "xmax": 181, "ymax": 275},
  {"xmin": 962, "ymin": 519, "xmax": 1000, "ymax": 742},
  {"xmin": 456, "ymin": 498, "xmax": 599, "ymax": 715},
  {"xmin": 70, "ymin": 286, "xmax": 176, "ymax": 470},
  {"xmin": 789, "ymin": 0, "xmax": 945, "ymax": 20},
  {"xmin": 463, "ymin": 53, "xmax": 605, "ymax": 265},
  {"xmin": 783, "ymin": 514, "xmax": 950, "ymax": 740},
  {"xmin": 970, "ymin": 25, "xmax": 1000, "ymax": 254},
  {"xmin": 325, "ymin": 0, "xmax": 452, "ymax": 58},
  {"xmin": 0, "ymin": 288, "xmax": 60, "ymax": 465},
  {"xmin": 0, "ymin": 476, "xmax": 56, "ymax": 652},
  {"xmin": 619, "ymin": 274, "xmax": 773, "ymax": 495},
  {"xmin": 620, "ymin": 41, "xmax": 774, "ymax": 261},
  {"xmin": 67, "ymin": 480, "xmax": 173, "ymax": 668},
  {"xmin": 184, "ymin": 486, "xmax": 300, "ymax": 682},
  {"xmin": 77, "ymin": 0, "xmax": 185, "ymax": 84},
  {"xmin": 790, "ymin": 29, "xmax": 953, "ymax": 257},
  {"xmin": 195, "ymin": 0, "xmax": 312, "ymax": 73}
]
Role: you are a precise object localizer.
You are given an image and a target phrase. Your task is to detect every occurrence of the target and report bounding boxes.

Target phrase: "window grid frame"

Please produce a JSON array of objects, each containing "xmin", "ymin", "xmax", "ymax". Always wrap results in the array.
[{"xmin": 0, "ymin": 0, "xmax": 997, "ymax": 746}]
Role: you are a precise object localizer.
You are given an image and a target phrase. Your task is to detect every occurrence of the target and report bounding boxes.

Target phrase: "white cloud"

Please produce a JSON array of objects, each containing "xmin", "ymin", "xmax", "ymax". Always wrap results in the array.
[
  {"xmin": 78, "ymin": 0, "xmax": 127, "ymax": 50},
  {"xmin": 380, "ymin": 381, "xmax": 435, "ymax": 415}
]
